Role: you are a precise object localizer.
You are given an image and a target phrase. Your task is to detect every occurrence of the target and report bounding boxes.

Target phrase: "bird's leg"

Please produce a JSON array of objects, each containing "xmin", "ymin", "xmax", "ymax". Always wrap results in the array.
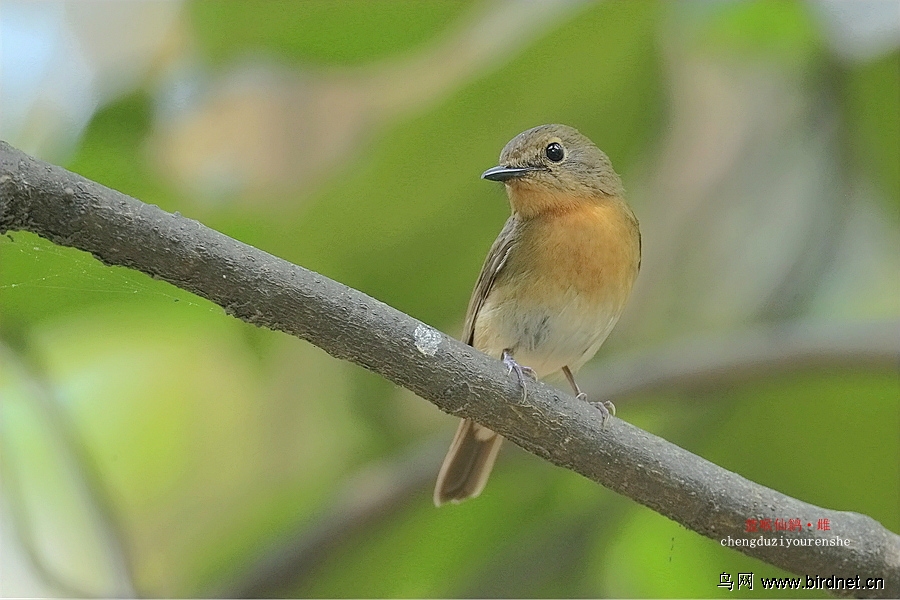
[
  {"xmin": 562, "ymin": 365, "xmax": 615, "ymax": 425},
  {"xmin": 501, "ymin": 349, "xmax": 536, "ymax": 400}
]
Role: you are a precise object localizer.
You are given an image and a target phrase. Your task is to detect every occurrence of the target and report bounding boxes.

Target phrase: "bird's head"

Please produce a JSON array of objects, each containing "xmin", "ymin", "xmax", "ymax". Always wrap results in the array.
[{"xmin": 482, "ymin": 124, "xmax": 624, "ymax": 217}]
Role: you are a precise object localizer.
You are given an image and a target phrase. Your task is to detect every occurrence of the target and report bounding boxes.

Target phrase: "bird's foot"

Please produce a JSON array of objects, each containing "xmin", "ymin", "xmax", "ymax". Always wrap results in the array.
[
  {"xmin": 502, "ymin": 350, "xmax": 536, "ymax": 400},
  {"xmin": 576, "ymin": 393, "xmax": 616, "ymax": 426}
]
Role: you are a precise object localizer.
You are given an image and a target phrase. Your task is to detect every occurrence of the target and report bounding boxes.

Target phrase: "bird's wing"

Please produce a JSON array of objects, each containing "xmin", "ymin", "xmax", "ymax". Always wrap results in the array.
[{"xmin": 462, "ymin": 215, "xmax": 520, "ymax": 346}]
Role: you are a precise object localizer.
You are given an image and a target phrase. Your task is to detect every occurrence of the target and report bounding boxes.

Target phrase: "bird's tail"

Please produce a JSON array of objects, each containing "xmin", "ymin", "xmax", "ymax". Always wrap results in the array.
[{"xmin": 434, "ymin": 418, "xmax": 503, "ymax": 506}]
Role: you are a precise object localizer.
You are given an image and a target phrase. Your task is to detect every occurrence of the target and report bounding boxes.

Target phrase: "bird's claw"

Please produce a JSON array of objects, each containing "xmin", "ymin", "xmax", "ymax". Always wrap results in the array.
[
  {"xmin": 574, "ymin": 390, "xmax": 616, "ymax": 419},
  {"xmin": 502, "ymin": 350, "xmax": 535, "ymax": 400},
  {"xmin": 588, "ymin": 400, "xmax": 616, "ymax": 426}
]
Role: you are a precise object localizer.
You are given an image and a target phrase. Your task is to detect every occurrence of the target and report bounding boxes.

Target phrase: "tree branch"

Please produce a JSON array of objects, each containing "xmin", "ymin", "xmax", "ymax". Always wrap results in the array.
[
  {"xmin": 216, "ymin": 320, "xmax": 900, "ymax": 596},
  {"xmin": 2, "ymin": 141, "xmax": 898, "ymax": 597}
]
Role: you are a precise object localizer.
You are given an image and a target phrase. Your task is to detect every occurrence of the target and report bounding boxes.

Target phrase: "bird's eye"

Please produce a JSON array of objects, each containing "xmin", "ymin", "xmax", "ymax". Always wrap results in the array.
[{"xmin": 545, "ymin": 142, "xmax": 564, "ymax": 162}]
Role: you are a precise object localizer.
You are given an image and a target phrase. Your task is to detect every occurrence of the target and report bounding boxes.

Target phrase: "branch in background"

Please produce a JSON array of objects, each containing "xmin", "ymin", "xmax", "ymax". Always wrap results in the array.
[
  {"xmin": 585, "ymin": 320, "xmax": 900, "ymax": 405},
  {"xmin": 219, "ymin": 440, "xmax": 447, "ymax": 598},
  {"xmin": 0, "ymin": 341, "xmax": 137, "ymax": 598},
  {"xmin": 1, "ymin": 141, "xmax": 898, "ymax": 597}
]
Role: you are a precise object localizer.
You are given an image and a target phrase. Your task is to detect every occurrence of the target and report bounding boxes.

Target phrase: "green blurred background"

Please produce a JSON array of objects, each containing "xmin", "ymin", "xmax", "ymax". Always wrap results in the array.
[{"xmin": 1, "ymin": 0, "xmax": 898, "ymax": 597}]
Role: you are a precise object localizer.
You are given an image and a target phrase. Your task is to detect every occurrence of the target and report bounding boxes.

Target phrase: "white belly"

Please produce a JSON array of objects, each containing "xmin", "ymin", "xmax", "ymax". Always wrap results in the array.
[{"xmin": 473, "ymin": 287, "xmax": 622, "ymax": 379}]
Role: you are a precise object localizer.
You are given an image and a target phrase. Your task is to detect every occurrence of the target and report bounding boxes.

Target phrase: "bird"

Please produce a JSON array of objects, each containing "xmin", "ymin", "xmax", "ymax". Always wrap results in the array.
[{"xmin": 434, "ymin": 124, "xmax": 641, "ymax": 506}]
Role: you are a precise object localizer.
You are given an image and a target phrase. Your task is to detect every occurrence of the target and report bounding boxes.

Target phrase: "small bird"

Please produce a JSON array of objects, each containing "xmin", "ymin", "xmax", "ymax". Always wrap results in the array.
[{"xmin": 434, "ymin": 124, "xmax": 641, "ymax": 506}]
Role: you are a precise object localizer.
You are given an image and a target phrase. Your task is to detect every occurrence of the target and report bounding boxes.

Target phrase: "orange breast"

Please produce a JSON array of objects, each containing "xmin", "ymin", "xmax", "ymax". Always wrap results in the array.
[{"xmin": 514, "ymin": 197, "xmax": 640, "ymax": 312}]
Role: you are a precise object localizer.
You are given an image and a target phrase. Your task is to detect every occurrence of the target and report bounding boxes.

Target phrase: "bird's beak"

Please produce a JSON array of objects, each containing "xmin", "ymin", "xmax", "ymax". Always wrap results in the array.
[{"xmin": 481, "ymin": 165, "xmax": 540, "ymax": 182}]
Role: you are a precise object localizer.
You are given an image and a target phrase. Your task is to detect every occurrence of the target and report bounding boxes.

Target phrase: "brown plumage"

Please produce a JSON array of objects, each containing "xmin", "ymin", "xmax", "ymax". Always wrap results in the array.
[{"xmin": 434, "ymin": 124, "xmax": 641, "ymax": 506}]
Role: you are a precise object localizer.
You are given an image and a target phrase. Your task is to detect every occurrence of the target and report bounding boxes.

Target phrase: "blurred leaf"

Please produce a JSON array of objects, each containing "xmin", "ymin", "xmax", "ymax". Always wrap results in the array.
[
  {"xmin": 189, "ymin": 0, "xmax": 476, "ymax": 66},
  {"xmin": 843, "ymin": 51, "xmax": 900, "ymax": 213},
  {"xmin": 689, "ymin": 0, "xmax": 823, "ymax": 65}
]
